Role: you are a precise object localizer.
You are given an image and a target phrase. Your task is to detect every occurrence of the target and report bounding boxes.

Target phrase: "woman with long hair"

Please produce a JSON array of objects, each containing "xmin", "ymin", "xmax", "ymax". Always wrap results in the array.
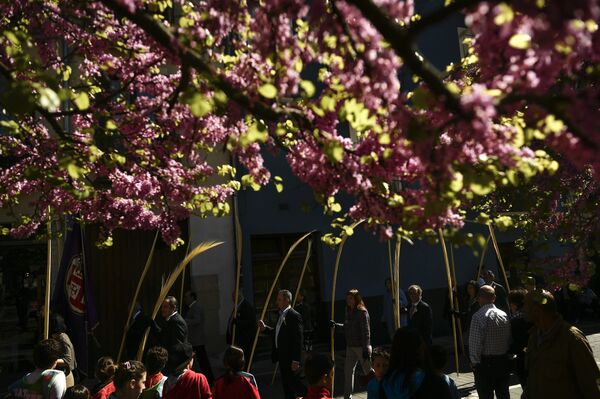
[
  {"xmin": 373, "ymin": 329, "xmax": 451, "ymax": 399},
  {"xmin": 107, "ymin": 361, "xmax": 146, "ymax": 399},
  {"xmin": 331, "ymin": 289, "xmax": 374, "ymax": 399},
  {"xmin": 91, "ymin": 356, "xmax": 116, "ymax": 399},
  {"xmin": 464, "ymin": 280, "xmax": 480, "ymax": 332},
  {"xmin": 212, "ymin": 346, "xmax": 260, "ymax": 399}
]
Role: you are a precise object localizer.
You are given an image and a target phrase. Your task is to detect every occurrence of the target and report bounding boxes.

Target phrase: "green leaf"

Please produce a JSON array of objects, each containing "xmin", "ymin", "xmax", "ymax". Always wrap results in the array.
[
  {"xmin": 73, "ymin": 92, "xmax": 90, "ymax": 111},
  {"xmin": 494, "ymin": 3, "xmax": 514, "ymax": 25},
  {"xmin": 38, "ymin": 87, "xmax": 60, "ymax": 112},
  {"xmin": 509, "ymin": 33, "xmax": 531, "ymax": 49},
  {"xmin": 300, "ymin": 80, "xmax": 316, "ymax": 98},
  {"xmin": 320, "ymin": 96, "xmax": 336, "ymax": 112},
  {"xmin": 67, "ymin": 163, "xmax": 81, "ymax": 179},
  {"xmin": 106, "ymin": 120, "xmax": 118, "ymax": 130},
  {"xmin": 379, "ymin": 133, "xmax": 391, "ymax": 145},
  {"xmin": 187, "ymin": 93, "xmax": 212, "ymax": 117},
  {"xmin": 324, "ymin": 141, "xmax": 344, "ymax": 163},
  {"xmin": 258, "ymin": 83, "xmax": 277, "ymax": 99},
  {"xmin": 449, "ymin": 172, "xmax": 464, "ymax": 192}
]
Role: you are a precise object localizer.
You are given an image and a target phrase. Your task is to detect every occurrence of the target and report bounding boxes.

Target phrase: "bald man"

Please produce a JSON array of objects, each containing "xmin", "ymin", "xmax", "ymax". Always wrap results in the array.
[
  {"xmin": 469, "ymin": 285, "xmax": 511, "ymax": 399},
  {"xmin": 523, "ymin": 290, "xmax": 600, "ymax": 399}
]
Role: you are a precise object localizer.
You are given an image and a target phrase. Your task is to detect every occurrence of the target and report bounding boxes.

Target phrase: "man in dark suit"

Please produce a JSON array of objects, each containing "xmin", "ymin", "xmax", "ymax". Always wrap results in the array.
[
  {"xmin": 407, "ymin": 284, "xmax": 433, "ymax": 346},
  {"xmin": 153, "ymin": 296, "xmax": 188, "ymax": 369},
  {"xmin": 484, "ymin": 270, "xmax": 510, "ymax": 314},
  {"xmin": 259, "ymin": 289, "xmax": 306, "ymax": 399},
  {"xmin": 183, "ymin": 290, "xmax": 214, "ymax": 385},
  {"xmin": 226, "ymin": 291, "xmax": 256, "ymax": 360}
]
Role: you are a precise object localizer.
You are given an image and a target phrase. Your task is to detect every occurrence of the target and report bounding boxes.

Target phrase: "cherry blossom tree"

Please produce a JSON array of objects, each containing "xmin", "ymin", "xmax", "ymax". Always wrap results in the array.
[{"xmin": 0, "ymin": 0, "xmax": 598, "ymax": 271}]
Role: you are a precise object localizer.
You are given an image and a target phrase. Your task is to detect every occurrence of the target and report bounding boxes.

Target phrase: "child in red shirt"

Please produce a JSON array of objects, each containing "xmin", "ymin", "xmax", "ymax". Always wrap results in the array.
[
  {"xmin": 303, "ymin": 353, "xmax": 334, "ymax": 399},
  {"xmin": 162, "ymin": 343, "xmax": 212, "ymax": 399},
  {"xmin": 213, "ymin": 346, "xmax": 260, "ymax": 399}
]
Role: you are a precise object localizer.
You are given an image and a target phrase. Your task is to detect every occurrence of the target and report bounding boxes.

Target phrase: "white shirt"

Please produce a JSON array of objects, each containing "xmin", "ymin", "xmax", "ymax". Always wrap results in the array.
[
  {"xmin": 275, "ymin": 306, "xmax": 291, "ymax": 348},
  {"xmin": 166, "ymin": 311, "xmax": 178, "ymax": 321},
  {"xmin": 468, "ymin": 303, "xmax": 511, "ymax": 365}
]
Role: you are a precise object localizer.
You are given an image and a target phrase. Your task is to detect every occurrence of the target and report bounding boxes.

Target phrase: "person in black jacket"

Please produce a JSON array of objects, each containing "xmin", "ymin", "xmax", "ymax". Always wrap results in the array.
[
  {"xmin": 407, "ymin": 285, "xmax": 433, "ymax": 346},
  {"xmin": 226, "ymin": 290, "xmax": 256, "ymax": 362},
  {"xmin": 375, "ymin": 328, "xmax": 452, "ymax": 399},
  {"xmin": 508, "ymin": 288, "xmax": 532, "ymax": 389},
  {"xmin": 259, "ymin": 289, "xmax": 306, "ymax": 399},
  {"xmin": 152, "ymin": 296, "xmax": 188, "ymax": 371}
]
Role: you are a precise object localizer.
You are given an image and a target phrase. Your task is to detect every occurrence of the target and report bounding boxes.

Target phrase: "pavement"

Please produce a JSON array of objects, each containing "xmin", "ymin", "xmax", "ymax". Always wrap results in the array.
[{"xmin": 238, "ymin": 320, "xmax": 600, "ymax": 399}]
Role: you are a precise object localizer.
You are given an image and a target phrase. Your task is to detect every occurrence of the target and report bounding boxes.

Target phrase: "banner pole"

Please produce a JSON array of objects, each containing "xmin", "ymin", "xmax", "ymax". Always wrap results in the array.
[{"xmin": 43, "ymin": 211, "xmax": 52, "ymax": 340}]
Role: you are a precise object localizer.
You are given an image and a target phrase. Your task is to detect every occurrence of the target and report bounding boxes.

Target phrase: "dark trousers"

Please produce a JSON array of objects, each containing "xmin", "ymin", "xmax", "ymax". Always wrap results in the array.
[
  {"xmin": 279, "ymin": 360, "xmax": 307, "ymax": 399},
  {"xmin": 474, "ymin": 355, "xmax": 510, "ymax": 399},
  {"xmin": 192, "ymin": 345, "xmax": 214, "ymax": 386}
]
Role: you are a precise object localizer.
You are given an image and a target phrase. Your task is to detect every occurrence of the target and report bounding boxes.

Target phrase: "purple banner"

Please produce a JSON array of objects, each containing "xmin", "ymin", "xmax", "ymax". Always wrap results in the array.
[{"xmin": 53, "ymin": 222, "xmax": 98, "ymax": 373}]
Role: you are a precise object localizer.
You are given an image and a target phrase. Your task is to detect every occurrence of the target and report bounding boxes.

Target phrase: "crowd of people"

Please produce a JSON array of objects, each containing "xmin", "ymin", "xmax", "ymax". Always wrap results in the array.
[{"xmin": 6, "ymin": 272, "xmax": 600, "ymax": 399}]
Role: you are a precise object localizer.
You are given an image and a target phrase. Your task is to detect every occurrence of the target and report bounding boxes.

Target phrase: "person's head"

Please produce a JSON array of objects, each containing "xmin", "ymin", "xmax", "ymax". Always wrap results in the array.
[
  {"xmin": 385, "ymin": 277, "xmax": 392, "ymax": 291},
  {"xmin": 345, "ymin": 289, "xmax": 366, "ymax": 311},
  {"xmin": 523, "ymin": 289, "xmax": 557, "ymax": 325},
  {"xmin": 144, "ymin": 346, "xmax": 168, "ymax": 376},
  {"xmin": 296, "ymin": 289, "xmax": 305, "ymax": 304},
  {"xmin": 113, "ymin": 361, "xmax": 146, "ymax": 399},
  {"xmin": 508, "ymin": 288, "xmax": 527, "ymax": 315},
  {"xmin": 160, "ymin": 296, "xmax": 178, "ymax": 318},
  {"xmin": 64, "ymin": 385, "xmax": 90, "ymax": 399},
  {"xmin": 408, "ymin": 285, "xmax": 422, "ymax": 304},
  {"xmin": 166, "ymin": 342, "xmax": 194, "ymax": 374},
  {"xmin": 484, "ymin": 270, "xmax": 495, "ymax": 285},
  {"xmin": 276, "ymin": 290, "xmax": 292, "ymax": 311},
  {"xmin": 523, "ymin": 275, "xmax": 536, "ymax": 292},
  {"xmin": 223, "ymin": 346, "xmax": 245, "ymax": 384},
  {"xmin": 49, "ymin": 313, "xmax": 67, "ymax": 337},
  {"xmin": 304, "ymin": 352, "xmax": 334, "ymax": 391},
  {"xmin": 183, "ymin": 291, "xmax": 197, "ymax": 307},
  {"xmin": 429, "ymin": 345, "xmax": 448, "ymax": 374},
  {"xmin": 371, "ymin": 348, "xmax": 390, "ymax": 380},
  {"xmin": 466, "ymin": 280, "xmax": 479, "ymax": 298},
  {"xmin": 95, "ymin": 356, "xmax": 116, "ymax": 382},
  {"xmin": 477, "ymin": 285, "xmax": 496, "ymax": 306},
  {"xmin": 32, "ymin": 339, "xmax": 62, "ymax": 370},
  {"xmin": 389, "ymin": 328, "xmax": 427, "ymax": 378}
]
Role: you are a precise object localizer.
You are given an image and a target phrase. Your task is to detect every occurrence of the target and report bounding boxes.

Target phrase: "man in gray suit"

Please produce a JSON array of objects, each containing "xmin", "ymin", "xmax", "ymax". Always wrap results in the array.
[{"xmin": 183, "ymin": 290, "xmax": 214, "ymax": 385}]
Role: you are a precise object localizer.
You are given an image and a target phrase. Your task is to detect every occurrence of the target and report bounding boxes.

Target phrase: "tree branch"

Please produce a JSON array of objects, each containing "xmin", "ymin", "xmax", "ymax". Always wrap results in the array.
[
  {"xmin": 344, "ymin": 0, "xmax": 467, "ymax": 117},
  {"xmin": 500, "ymin": 93, "xmax": 598, "ymax": 150},
  {"xmin": 101, "ymin": 0, "xmax": 311, "ymax": 129},
  {"xmin": 0, "ymin": 62, "xmax": 73, "ymax": 145},
  {"xmin": 405, "ymin": 0, "xmax": 486, "ymax": 39}
]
